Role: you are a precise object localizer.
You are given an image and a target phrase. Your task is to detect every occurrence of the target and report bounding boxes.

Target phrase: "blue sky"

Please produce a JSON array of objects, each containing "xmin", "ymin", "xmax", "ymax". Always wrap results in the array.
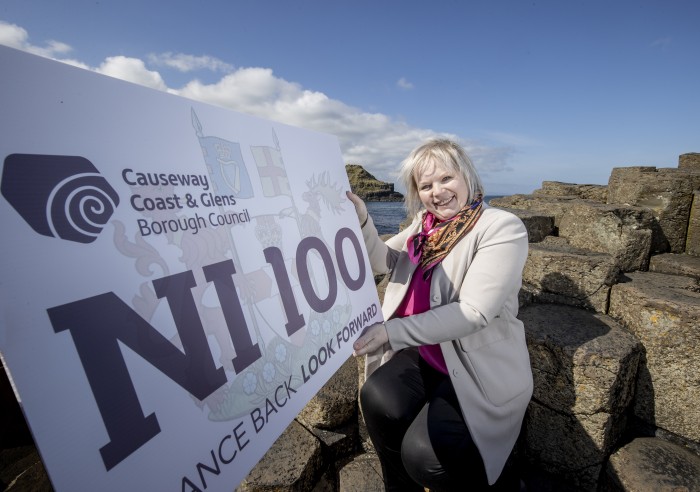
[{"xmin": 1, "ymin": 0, "xmax": 698, "ymax": 195}]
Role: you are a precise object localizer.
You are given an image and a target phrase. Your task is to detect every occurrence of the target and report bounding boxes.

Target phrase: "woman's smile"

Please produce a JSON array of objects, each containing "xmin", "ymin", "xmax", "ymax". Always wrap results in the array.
[{"xmin": 434, "ymin": 195, "xmax": 456, "ymax": 207}]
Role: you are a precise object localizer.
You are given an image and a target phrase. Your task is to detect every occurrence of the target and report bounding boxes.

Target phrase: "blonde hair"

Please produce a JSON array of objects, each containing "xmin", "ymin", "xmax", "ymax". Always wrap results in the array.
[{"xmin": 399, "ymin": 139, "xmax": 484, "ymax": 217}]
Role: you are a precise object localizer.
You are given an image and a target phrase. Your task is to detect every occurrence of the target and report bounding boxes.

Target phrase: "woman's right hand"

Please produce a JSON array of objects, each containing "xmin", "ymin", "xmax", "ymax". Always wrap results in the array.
[
  {"xmin": 346, "ymin": 191, "xmax": 368, "ymax": 226},
  {"xmin": 353, "ymin": 322, "xmax": 388, "ymax": 357}
]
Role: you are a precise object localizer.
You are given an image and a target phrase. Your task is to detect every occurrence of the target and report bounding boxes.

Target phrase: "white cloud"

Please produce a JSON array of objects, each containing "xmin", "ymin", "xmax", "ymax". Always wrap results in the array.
[
  {"xmin": 0, "ymin": 21, "xmax": 31, "ymax": 48},
  {"xmin": 0, "ymin": 21, "xmax": 72, "ymax": 58},
  {"xmin": 0, "ymin": 22, "xmax": 167, "ymax": 91},
  {"xmin": 176, "ymin": 68, "xmax": 478, "ymax": 182},
  {"xmin": 397, "ymin": 77, "xmax": 414, "ymax": 90},
  {"xmin": 147, "ymin": 52, "xmax": 234, "ymax": 73},
  {"xmin": 96, "ymin": 56, "xmax": 168, "ymax": 91},
  {"xmin": 33, "ymin": 39, "xmax": 73, "ymax": 58},
  {"xmin": 0, "ymin": 20, "xmax": 516, "ymax": 187}
]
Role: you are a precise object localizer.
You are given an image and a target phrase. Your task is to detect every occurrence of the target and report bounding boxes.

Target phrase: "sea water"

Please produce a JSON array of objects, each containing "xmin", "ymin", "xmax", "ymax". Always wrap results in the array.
[{"xmin": 366, "ymin": 197, "xmax": 504, "ymax": 235}]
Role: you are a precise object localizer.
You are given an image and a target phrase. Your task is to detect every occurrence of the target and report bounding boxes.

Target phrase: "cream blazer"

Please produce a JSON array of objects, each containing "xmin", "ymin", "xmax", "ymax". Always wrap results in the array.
[{"xmin": 361, "ymin": 204, "xmax": 533, "ymax": 484}]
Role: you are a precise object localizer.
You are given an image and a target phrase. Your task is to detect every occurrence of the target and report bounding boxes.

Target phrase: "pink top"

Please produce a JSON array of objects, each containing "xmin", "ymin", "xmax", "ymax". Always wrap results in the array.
[{"xmin": 393, "ymin": 264, "xmax": 448, "ymax": 374}]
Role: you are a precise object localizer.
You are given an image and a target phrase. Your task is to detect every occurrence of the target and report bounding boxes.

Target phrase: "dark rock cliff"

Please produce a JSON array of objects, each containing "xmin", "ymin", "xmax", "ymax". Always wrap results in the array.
[{"xmin": 346, "ymin": 164, "xmax": 404, "ymax": 202}]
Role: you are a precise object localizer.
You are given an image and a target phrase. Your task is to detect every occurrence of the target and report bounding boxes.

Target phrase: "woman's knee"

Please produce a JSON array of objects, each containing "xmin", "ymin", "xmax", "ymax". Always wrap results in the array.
[
  {"xmin": 358, "ymin": 374, "xmax": 384, "ymax": 418},
  {"xmin": 360, "ymin": 363, "xmax": 419, "ymax": 423},
  {"xmin": 401, "ymin": 428, "xmax": 441, "ymax": 486}
]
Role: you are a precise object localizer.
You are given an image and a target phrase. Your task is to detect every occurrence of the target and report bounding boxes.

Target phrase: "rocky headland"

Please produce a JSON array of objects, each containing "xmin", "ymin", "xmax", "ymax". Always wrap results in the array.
[
  {"xmin": 3, "ymin": 155, "xmax": 700, "ymax": 491},
  {"xmin": 345, "ymin": 164, "xmax": 404, "ymax": 201}
]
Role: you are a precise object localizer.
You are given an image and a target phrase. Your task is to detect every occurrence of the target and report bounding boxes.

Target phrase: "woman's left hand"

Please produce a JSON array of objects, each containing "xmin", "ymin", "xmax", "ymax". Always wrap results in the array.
[
  {"xmin": 353, "ymin": 322, "xmax": 388, "ymax": 357},
  {"xmin": 346, "ymin": 191, "xmax": 368, "ymax": 226}
]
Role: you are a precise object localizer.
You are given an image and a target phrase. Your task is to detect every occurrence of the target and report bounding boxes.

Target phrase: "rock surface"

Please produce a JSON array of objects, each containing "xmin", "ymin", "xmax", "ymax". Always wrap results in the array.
[
  {"xmin": 607, "ymin": 166, "xmax": 700, "ymax": 253},
  {"xmin": 608, "ymin": 271, "xmax": 700, "ymax": 443},
  {"xmin": 492, "ymin": 195, "xmax": 656, "ymax": 271},
  {"xmin": 604, "ymin": 437, "xmax": 700, "ymax": 491},
  {"xmin": 649, "ymin": 252, "xmax": 700, "ymax": 278},
  {"xmin": 533, "ymin": 180, "xmax": 608, "ymax": 202},
  {"xmin": 236, "ymin": 420, "xmax": 323, "ymax": 492},
  {"xmin": 297, "ymin": 358, "xmax": 358, "ymax": 429},
  {"xmin": 500, "ymin": 207, "xmax": 555, "ymax": 243},
  {"xmin": 519, "ymin": 304, "xmax": 642, "ymax": 490},
  {"xmin": 522, "ymin": 236, "xmax": 619, "ymax": 313},
  {"xmin": 679, "ymin": 152, "xmax": 700, "ymax": 172},
  {"xmin": 337, "ymin": 452, "xmax": 384, "ymax": 492}
]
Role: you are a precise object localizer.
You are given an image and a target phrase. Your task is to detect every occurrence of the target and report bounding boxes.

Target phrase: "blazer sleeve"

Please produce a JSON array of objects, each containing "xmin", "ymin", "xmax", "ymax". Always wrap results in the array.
[{"xmin": 385, "ymin": 212, "xmax": 528, "ymax": 348}]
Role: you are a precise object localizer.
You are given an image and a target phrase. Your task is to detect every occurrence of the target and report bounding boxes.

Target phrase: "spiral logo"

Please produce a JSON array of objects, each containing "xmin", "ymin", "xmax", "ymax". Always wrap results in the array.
[{"xmin": 2, "ymin": 154, "xmax": 120, "ymax": 244}]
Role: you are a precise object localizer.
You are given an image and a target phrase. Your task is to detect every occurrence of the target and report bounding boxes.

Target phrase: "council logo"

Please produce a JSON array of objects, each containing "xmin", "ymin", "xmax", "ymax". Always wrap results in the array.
[{"xmin": 2, "ymin": 154, "xmax": 120, "ymax": 244}]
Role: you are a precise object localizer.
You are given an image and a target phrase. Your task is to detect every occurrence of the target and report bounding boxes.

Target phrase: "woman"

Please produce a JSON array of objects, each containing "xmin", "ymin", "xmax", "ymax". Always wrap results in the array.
[{"xmin": 347, "ymin": 139, "xmax": 532, "ymax": 491}]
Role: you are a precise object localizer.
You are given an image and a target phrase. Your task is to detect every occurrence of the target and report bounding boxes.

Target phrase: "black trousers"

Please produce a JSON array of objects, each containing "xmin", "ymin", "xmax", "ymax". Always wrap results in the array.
[{"xmin": 359, "ymin": 348, "xmax": 520, "ymax": 492}]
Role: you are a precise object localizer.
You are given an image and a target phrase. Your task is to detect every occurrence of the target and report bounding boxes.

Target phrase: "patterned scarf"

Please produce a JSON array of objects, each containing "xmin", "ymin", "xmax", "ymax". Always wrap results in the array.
[{"xmin": 407, "ymin": 196, "xmax": 484, "ymax": 279}]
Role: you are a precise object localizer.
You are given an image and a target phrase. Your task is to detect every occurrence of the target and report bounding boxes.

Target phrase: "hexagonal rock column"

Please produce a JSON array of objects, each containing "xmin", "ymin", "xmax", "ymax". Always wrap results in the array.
[
  {"xmin": 679, "ymin": 152, "xmax": 700, "ymax": 171},
  {"xmin": 649, "ymin": 252, "xmax": 700, "ymax": 279},
  {"xmin": 498, "ymin": 207, "xmax": 555, "ymax": 243},
  {"xmin": 607, "ymin": 166, "xmax": 700, "ymax": 254},
  {"xmin": 522, "ymin": 237, "xmax": 619, "ymax": 313},
  {"xmin": 603, "ymin": 437, "xmax": 700, "ymax": 491},
  {"xmin": 490, "ymin": 194, "xmax": 578, "ymax": 228},
  {"xmin": 518, "ymin": 304, "xmax": 642, "ymax": 491},
  {"xmin": 609, "ymin": 271, "xmax": 700, "ymax": 444},
  {"xmin": 491, "ymin": 195, "xmax": 655, "ymax": 271},
  {"xmin": 556, "ymin": 201, "xmax": 654, "ymax": 272},
  {"xmin": 533, "ymin": 181, "xmax": 608, "ymax": 202}
]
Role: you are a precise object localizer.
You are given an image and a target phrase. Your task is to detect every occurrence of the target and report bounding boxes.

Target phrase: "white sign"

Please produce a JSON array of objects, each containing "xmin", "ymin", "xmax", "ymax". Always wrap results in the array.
[{"xmin": 0, "ymin": 45, "xmax": 381, "ymax": 491}]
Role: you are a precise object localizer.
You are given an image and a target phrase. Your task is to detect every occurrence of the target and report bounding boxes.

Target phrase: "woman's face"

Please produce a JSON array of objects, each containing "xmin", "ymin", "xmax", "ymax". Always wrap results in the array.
[{"xmin": 415, "ymin": 160, "xmax": 469, "ymax": 221}]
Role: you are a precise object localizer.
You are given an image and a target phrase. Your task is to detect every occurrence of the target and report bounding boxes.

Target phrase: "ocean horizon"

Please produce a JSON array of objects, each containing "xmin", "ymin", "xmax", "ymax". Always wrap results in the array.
[{"xmin": 366, "ymin": 196, "xmax": 504, "ymax": 235}]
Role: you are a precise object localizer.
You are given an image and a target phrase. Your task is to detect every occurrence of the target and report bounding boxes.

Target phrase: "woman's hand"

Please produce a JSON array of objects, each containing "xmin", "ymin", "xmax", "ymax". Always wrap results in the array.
[
  {"xmin": 346, "ymin": 191, "xmax": 368, "ymax": 227},
  {"xmin": 353, "ymin": 322, "xmax": 388, "ymax": 356}
]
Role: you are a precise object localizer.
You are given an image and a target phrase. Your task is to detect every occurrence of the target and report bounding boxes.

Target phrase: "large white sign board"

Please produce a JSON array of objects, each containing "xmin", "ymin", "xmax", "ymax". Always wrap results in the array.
[{"xmin": 0, "ymin": 45, "xmax": 382, "ymax": 491}]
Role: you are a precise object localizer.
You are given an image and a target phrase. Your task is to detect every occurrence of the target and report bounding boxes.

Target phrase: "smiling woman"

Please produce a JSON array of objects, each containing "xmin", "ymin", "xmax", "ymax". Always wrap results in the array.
[{"xmin": 346, "ymin": 138, "xmax": 531, "ymax": 491}]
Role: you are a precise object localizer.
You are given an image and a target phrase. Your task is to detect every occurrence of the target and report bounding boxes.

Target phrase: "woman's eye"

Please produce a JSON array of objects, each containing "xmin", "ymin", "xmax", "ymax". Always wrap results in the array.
[
  {"xmin": 442, "ymin": 176, "xmax": 452, "ymax": 183},
  {"xmin": 420, "ymin": 184, "xmax": 431, "ymax": 191}
]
